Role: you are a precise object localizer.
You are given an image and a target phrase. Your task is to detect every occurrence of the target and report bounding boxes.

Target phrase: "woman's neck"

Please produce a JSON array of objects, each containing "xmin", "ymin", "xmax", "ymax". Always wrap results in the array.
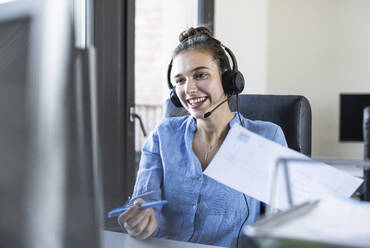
[{"xmin": 196, "ymin": 103, "xmax": 234, "ymax": 144}]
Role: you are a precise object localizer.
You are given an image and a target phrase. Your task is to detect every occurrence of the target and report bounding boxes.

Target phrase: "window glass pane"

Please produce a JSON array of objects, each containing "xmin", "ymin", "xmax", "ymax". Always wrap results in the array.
[{"xmin": 134, "ymin": 0, "xmax": 196, "ymax": 156}]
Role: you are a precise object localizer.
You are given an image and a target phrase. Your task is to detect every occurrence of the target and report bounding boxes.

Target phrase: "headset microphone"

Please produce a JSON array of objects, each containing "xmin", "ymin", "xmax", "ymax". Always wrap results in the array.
[{"xmin": 203, "ymin": 96, "xmax": 232, "ymax": 118}]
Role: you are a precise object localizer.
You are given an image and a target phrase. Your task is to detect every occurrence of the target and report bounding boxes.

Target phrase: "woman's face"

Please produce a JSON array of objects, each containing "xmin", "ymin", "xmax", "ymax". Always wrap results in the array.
[{"xmin": 171, "ymin": 49, "xmax": 226, "ymax": 119}]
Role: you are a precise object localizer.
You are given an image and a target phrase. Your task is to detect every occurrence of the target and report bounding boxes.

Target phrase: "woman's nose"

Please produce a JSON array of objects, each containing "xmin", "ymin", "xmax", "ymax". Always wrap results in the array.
[{"xmin": 185, "ymin": 78, "xmax": 197, "ymax": 94}]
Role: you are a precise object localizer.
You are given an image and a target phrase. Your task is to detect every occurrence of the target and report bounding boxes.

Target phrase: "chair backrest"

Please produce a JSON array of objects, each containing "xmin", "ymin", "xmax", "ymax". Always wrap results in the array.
[
  {"xmin": 164, "ymin": 94, "xmax": 312, "ymax": 156},
  {"xmin": 365, "ymin": 107, "xmax": 370, "ymax": 160},
  {"xmin": 363, "ymin": 106, "xmax": 370, "ymax": 201}
]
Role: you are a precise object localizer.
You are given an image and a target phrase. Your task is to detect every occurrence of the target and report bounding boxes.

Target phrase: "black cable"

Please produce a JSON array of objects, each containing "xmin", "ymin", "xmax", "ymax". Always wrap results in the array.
[
  {"xmin": 235, "ymin": 94, "xmax": 243, "ymax": 127},
  {"xmin": 236, "ymin": 193, "xmax": 249, "ymax": 248},
  {"xmin": 235, "ymin": 93, "xmax": 248, "ymax": 248}
]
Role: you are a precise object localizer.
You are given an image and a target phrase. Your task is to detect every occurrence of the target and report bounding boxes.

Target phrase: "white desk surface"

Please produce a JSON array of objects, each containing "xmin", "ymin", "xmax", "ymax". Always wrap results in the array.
[{"xmin": 102, "ymin": 231, "xmax": 222, "ymax": 248}]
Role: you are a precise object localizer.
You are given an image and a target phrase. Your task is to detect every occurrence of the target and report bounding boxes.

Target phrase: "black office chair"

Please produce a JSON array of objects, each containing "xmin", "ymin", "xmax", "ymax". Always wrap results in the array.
[{"xmin": 164, "ymin": 94, "xmax": 312, "ymax": 157}]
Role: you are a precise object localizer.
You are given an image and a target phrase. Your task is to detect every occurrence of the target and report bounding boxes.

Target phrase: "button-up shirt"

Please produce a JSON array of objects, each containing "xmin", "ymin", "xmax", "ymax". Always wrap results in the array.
[{"xmin": 126, "ymin": 113, "xmax": 287, "ymax": 247}]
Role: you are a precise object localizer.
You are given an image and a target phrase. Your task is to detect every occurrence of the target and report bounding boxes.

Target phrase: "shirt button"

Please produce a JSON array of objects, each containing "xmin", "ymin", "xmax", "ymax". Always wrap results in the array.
[
  {"xmin": 193, "ymin": 205, "xmax": 196, "ymax": 210},
  {"xmin": 198, "ymin": 177, "xmax": 202, "ymax": 182}
]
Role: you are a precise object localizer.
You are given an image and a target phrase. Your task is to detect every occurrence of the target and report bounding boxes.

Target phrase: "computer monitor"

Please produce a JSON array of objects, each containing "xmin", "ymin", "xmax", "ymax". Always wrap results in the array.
[
  {"xmin": 340, "ymin": 94, "xmax": 370, "ymax": 142},
  {"xmin": 0, "ymin": 1, "xmax": 101, "ymax": 247},
  {"xmin": 0, "ymin": 6, "xmax": 31, "ymax": 247}
]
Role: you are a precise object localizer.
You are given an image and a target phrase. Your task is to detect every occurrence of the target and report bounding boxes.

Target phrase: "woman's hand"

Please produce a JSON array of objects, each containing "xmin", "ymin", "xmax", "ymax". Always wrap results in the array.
[{"xmin": 118, "ymin": 198, "xmax": 158, "ymax": 240}]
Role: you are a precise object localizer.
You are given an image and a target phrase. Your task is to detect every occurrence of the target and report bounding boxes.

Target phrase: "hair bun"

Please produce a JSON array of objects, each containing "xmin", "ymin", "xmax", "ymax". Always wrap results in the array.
[{"xmin": 179, "ymin": 26, "xmax": 213, "ymax": 42}]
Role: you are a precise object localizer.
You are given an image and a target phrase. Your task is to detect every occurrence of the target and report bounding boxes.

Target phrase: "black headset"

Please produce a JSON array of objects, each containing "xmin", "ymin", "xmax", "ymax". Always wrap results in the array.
[{"xmin": 167, "ymin": 36, "xmax": 245, "ymax": 108}]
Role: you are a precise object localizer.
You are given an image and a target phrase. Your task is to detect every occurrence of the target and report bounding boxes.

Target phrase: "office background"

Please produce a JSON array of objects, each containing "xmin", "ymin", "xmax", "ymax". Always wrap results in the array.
[
  {"xmin": 135, "ymin": 0, "xmax": 370, "ymax": 161},
  {"xmin": 216, "ymin": 0, "xmax": 370, "ymax": 160},
  {"xmin": 1, "ymin": 0, "xmax": 369, "ymax": 245}
]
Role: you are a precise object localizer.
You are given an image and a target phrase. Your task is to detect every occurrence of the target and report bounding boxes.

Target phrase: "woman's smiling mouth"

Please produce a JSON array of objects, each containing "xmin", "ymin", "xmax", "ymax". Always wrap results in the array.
[{"xmin": 187, "ymin": 96, "xmax": 207, "ymax": 108}]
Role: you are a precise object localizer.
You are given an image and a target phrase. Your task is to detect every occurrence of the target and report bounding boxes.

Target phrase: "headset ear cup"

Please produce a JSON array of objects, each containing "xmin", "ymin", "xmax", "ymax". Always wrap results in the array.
[
  {"xmin": 170, "ymin": 87, "xmax": 183, "ymax": 108},
  {"xmin": 222, "ymin": 70, "xmax": 245, "ymax": 95},
  {"xmin": 222, "ymin": 71, "xmax": 233, "ymax": 95},
  {"xmin": 233, "ymin": 71, "xmax": 245, "ymax": 94}
]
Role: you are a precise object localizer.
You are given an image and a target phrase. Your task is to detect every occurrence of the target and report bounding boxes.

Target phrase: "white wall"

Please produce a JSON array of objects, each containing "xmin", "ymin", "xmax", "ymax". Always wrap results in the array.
[
  {"xmin": 162, "ymin": 0, "xmax": 196, "ymax": 104},
  {"xmin": 215, "ymin": 0, "xmax": 370, "ymax": 159},
  {"xmin": 215, "ymin": 0, "xmax": 268, "ymax": 94}
]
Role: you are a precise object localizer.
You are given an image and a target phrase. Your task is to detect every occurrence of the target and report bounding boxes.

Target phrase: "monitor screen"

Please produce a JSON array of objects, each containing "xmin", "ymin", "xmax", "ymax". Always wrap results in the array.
[
  {"xmin": 1, "ymin": 1, "xmax": 102, "ymax": 247},
  {"xmin": 0, "ymin": 16, "xmax": 30, "ymax": 247},
  {"xmin": 340, "ymin": 94, "xmax": 370, "ymax": 141}
]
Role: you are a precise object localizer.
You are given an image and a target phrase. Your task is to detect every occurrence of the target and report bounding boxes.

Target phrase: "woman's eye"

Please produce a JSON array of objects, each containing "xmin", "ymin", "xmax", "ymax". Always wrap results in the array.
[
  {"xmin": 175, "ymin": 78, "xmax": 185, "ymax": 84},
  {"xmin": 195, "ymin": 73, "xmax": 207, "ymax": 79}
]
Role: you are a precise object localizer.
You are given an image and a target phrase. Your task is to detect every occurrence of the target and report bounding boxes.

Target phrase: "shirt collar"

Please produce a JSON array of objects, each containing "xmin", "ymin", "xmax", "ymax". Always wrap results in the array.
[
  {"xmin": 229, "ymin": 113, "xmax": 240, "ymax": 128},
  {"xmin": 187, "ymin": 112, "xmax": 241, "ymax": 131},
  {"xmin": 187, "ymin": 115, "xmax": 197, "ymax": 133}
]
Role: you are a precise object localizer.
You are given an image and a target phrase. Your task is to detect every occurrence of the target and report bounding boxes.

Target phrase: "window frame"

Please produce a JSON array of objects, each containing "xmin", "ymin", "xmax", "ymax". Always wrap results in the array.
[
  {"xmin": 94, "ymin": 0, "xmax": 136, "ymax": 229},
  {"xmin": 197, "ymin": 0, "xmax": 214, "ymax": 32}
]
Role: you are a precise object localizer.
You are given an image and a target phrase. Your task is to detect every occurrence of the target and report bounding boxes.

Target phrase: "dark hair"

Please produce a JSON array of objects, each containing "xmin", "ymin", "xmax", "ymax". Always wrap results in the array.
[{"xmin": 173, "ymin": 27, "xmax": 231, "ymax": 74}]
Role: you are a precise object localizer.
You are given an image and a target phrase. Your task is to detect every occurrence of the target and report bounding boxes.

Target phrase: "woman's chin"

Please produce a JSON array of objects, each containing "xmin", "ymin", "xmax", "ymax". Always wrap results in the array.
[
  {"xmin": 190, "ymin": 110, "xmax": 207, "ymax": 119},
  {"xmin": 188, "ymin": 103, "xmax": 217, "ymax": 119}
]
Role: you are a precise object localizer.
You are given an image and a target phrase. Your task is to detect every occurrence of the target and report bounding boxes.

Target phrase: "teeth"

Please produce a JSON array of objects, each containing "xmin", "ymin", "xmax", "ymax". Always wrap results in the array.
[{"xmin": 189, "ymin": 97, "xmax": 206, "ymax": 105}]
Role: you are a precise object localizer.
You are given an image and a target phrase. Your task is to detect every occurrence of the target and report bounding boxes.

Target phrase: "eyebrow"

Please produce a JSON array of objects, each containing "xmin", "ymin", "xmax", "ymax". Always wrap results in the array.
[{"xmin": 174, "ymin": 66, "xmax": 210, "ymax": 78}]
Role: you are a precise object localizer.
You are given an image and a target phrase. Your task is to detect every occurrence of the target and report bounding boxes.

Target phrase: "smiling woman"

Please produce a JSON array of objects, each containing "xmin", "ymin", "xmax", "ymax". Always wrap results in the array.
[
  {"xmin": 172, "ymin": 49, "xmax": 227, "ymax": 120},
  {"xmin": 117, "ymin": 26, "xmax": 288, "ymax": 247}
]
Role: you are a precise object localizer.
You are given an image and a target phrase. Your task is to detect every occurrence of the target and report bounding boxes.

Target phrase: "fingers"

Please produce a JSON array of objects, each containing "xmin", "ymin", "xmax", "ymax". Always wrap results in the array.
[
  {"xmin": 118, "ymin": 198, "xmax": 146, "ymax": 223},
  {"xmin": 125, "ymin": 207, "xmax": 148, "ymax": 228},
  {"xmin": 118, "ymin": 199, "xmax": 157, "ymax": 240},
  {"xmin": 133, "ymin": 198, "xmax": 146, "ymax": 205},
  {"xmin": 136, "ymin": 211, "xmax": 157, "ymax": 240},
  {"xmin": 127, "ymin": 209, "xmax": 151, "ymax": 238}
]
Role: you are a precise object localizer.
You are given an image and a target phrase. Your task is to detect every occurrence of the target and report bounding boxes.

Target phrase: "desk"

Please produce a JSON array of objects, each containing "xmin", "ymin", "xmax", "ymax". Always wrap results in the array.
[{"xmin": 102, "ymin": 231, "xmax": 222, "ymax": 248}]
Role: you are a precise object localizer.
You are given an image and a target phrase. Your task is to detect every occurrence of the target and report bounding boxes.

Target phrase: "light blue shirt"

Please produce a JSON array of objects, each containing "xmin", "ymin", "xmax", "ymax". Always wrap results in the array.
[{"xmin": 125, "ymin": 113, "xmax": 287, "ymax": 247}]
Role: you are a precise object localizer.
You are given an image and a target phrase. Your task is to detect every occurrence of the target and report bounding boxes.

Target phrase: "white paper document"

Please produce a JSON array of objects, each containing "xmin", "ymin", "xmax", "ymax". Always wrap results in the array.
[
  {"xmin": 250, "ymin": 197, "xmax": 370, "ymax": 247},
  {"xmin": 204, "ymin": 124, "xmax": 363, "ymax": 210}
]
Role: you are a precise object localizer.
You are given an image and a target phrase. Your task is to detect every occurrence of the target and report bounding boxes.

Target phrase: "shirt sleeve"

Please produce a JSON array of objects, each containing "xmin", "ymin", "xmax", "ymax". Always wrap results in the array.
[
  {"xmin": 273, "ymin": 126, "xmax": 288, "ymax": 147},
  {"xmin": 119, "ymin": 127, "xmax": 164, "ymax": 237}
]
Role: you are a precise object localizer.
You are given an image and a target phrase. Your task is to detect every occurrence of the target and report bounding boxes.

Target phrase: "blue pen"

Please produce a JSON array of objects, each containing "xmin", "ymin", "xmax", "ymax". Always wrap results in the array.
[{"xmin": 107, "ymin": 200, "xmax": 168, "ymax": 218}]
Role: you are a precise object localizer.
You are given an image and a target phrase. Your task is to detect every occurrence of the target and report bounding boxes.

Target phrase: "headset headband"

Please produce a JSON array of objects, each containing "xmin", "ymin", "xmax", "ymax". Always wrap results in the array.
[{"xmin": 167, "ymin": 35, "xmax": 238, "ymax": 89}]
